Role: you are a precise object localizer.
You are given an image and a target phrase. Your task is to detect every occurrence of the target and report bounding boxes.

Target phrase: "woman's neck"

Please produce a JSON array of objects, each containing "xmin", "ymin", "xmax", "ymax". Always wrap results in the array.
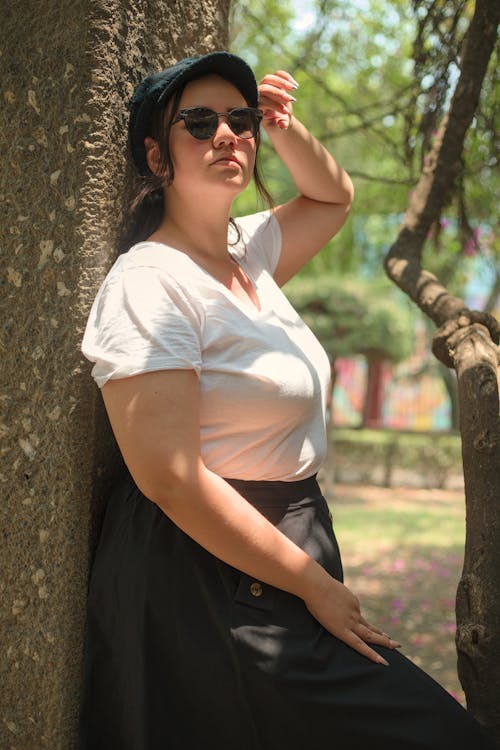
[{"xmin": 151, "ymin": 190, "xmax": 234, "ymax": 261}]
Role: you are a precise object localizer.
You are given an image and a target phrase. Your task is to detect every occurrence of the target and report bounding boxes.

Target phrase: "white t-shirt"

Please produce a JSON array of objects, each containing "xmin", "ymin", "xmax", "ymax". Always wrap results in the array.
[{"xmin": 82, "ymin": 211, "xmax": 331, "ymax": 481}]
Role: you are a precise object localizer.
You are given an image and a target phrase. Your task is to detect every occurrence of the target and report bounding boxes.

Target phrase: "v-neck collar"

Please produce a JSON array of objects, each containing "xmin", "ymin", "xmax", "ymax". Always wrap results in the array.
[{"xmin": 227, "ymin": 252, "xmax": 262, "ymax": 314}]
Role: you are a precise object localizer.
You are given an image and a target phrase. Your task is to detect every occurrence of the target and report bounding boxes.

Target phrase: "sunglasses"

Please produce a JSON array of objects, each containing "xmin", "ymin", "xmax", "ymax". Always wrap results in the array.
[{"xmin": 173, "ymin": 106, "xmax": 262, "ymax": 140}]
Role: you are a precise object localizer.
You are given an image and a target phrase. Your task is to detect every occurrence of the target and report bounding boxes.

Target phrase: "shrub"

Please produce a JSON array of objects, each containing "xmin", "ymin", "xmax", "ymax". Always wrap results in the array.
[{"xmin": 331, "ymin": 428, "xmax": 462, "ymax": 488}]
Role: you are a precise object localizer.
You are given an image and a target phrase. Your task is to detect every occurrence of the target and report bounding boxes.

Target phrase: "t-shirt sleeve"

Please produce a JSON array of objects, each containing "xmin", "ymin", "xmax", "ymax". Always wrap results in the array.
[
  {"xmin": 81, "ymin": 266, "xmax": 203, "ymax": 388},
  {"xmin": 233, "ymin": 210, "xmax": 282, "ymax": 276}
]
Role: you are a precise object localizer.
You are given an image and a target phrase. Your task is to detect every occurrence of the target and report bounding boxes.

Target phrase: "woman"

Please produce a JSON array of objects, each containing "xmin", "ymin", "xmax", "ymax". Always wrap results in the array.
[{"xmin": 80, "ymin": 51, "xmax": 493, "ymax": 749}]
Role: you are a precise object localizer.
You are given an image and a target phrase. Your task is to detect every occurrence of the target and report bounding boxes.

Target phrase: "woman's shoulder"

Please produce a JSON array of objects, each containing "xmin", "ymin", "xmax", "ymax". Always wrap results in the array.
[
  {"xmin": 116, "ymin": 241, "xmax": 187, "ymax": 273},
  {"xmin": 102, "ymin": 241, "xmax": 208, "ymax": 295},
  {"xmin": 88, "ymin": 243, "xmax": 209, "ymax": 329}
]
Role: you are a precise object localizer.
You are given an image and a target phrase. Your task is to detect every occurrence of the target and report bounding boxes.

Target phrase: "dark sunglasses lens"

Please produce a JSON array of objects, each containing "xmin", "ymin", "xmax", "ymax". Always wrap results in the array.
[
  {"xmin": 184, "ymin": 109, "xmax": 218, "ymax": 139},
  {"xmin": 228, "ymin": 109, "xmax": 258, "ymax": 138},
  {"xmin": 181, "ymin": 108, "xmax": 260, "ymax": 139}
]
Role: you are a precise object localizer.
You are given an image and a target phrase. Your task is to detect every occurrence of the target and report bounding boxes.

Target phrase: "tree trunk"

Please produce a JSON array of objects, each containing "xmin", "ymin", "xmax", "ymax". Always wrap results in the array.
[
  {"xmin": 383, "ymin": 0, "xmax": 500, "ymax": 741},
  {"xmin": 362, "ymin": 356, "xmax": 385, "ymax": 428},
  {"xmin": 453, "ymin": 322, "xmax": 500, "ymax": 734},
  {"xmin": 0, "ymin": 1, "xmax": 230, "ymax": 746}
]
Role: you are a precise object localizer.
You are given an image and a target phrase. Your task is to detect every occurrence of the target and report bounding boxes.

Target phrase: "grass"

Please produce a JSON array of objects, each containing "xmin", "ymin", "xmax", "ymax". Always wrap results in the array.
[
  {"xmin": 325, "ymin": 482, "xmax": 466, "ymax": 704},
  {"xmin": 333, "ymin": 502, "xmax": 464, "ymax": 548}
]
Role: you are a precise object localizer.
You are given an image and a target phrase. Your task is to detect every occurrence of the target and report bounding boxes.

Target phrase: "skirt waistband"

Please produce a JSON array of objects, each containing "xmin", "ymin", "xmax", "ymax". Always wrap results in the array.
[{"xmin": 224, "ymin": 475, "xmax": 321, "ymax": 508}]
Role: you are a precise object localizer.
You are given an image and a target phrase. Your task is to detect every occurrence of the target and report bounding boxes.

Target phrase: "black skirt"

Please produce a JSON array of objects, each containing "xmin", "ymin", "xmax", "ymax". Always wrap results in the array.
[{"xmin": 80, "ymin": 473, "xmax": 494, "ymax": 749}]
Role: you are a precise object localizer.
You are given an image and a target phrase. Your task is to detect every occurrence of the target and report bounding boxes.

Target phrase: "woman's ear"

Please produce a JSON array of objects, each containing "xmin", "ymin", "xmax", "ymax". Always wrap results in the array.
[{"xmin": 144, "ymin": 137, "xmax": 161, "ymax": 176}]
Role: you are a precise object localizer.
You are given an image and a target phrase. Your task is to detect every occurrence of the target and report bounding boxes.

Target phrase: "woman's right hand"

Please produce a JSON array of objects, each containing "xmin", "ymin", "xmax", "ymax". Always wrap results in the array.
[{"xmin": 304, "ymin": 576, "xmax": 400, "ymax": 665}]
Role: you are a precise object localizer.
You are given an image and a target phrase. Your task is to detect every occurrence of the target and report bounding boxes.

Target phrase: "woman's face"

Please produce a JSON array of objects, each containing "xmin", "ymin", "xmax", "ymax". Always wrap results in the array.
[{"xmin": 165, "ymin": 74, "xmax": 258, "ymax": 198}]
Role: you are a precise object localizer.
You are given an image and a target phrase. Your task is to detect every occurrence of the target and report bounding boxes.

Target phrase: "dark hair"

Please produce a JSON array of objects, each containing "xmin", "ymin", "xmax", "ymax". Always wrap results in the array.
[{"xmin": 119, "ymin": 79, "xmax": 274, "ymax": 253}]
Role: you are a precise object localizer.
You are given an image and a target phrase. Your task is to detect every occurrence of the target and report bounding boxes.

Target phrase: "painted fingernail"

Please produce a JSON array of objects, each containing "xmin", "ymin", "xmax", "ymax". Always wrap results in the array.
[
  {"xmin": 291, "ymin": 78, "xmax": 300, "ymax": 88},
  {"xmin": 288, "ymin": 95, "xmax": 297, "ymax": 102},
  {"xmin": 378, "ymin": 657, "xmax": 389, "ymax": 666}
]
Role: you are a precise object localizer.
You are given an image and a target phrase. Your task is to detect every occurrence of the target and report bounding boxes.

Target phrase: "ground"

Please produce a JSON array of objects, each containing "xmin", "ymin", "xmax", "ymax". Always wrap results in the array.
[{"xmin": 325, "ymin": 481, "xmax": 466, "ymax": 705}]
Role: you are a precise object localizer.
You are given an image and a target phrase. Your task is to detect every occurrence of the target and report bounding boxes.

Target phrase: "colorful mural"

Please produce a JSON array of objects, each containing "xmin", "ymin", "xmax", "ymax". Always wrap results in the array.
[
  {"xmin": 331, "ymin": 224, "xmax": 498, "ymax": 431},
  {"xmin": 332, "ymin": 353, "xmax": 452, "ymax": 431}
]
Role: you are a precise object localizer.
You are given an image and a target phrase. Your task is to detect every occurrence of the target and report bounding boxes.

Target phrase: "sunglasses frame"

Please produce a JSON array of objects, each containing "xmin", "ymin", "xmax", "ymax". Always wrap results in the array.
[{"xmin": 173, "ymin": 106, "xmax": 263, "ymax": 140}]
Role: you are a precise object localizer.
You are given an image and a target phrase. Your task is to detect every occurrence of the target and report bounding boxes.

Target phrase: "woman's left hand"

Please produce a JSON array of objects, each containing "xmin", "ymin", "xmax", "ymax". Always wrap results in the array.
[{"xmin": 258, "ymin": 70, "xmax": 298, "ymax": 130}]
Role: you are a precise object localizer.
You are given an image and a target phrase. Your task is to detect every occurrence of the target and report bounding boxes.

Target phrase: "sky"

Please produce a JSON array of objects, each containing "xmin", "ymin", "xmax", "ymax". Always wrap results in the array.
[{"xmin": 291, "ymin": 0, "xmax": 315, "ymax": 30}]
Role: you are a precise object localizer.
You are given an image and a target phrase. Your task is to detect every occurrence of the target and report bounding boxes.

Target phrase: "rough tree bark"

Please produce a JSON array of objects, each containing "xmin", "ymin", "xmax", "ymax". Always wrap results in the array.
[
  {"xmin": 0, "ymin": 1, "xmax": 230, "ymax": 746},
  {"xmin": 383, "ymin": 0, "xmax": 500, "ymax": 742}
]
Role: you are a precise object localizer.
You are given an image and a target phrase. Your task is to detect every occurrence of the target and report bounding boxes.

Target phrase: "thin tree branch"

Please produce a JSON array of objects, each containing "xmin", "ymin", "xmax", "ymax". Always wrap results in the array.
[
  {"xmin": 484, "ymin": 271, "xmax": 500, "ymax": 315},
  {"xmin": 384, "ymin": 0, "xmax": 500, "ymax": 329}
]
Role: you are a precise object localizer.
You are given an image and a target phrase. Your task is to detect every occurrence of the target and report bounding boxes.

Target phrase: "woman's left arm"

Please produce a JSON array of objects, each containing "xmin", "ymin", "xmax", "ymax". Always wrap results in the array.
[{"xmin": 259, "ymin": 70, "xmax": 354, "ymax": 286}]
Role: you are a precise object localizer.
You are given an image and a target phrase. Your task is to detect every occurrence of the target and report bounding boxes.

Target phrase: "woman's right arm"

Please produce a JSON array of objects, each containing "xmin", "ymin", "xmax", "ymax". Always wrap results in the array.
[{"xmin": 102, "ymin": 368, "xmax": 396, "ymax": 665}]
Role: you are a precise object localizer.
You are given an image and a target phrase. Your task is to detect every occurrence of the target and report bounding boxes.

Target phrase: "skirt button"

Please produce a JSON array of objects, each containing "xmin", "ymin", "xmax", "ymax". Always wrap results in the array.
[{"xmin": 250, "ymin": 581, "xmax": 263, "ymax": 597}]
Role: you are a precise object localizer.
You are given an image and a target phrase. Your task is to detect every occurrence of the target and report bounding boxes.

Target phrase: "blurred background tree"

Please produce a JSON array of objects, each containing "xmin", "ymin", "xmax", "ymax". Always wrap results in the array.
[{"xmin": 285, "ymin": 272, "xmax": 413, "ymax": 426}]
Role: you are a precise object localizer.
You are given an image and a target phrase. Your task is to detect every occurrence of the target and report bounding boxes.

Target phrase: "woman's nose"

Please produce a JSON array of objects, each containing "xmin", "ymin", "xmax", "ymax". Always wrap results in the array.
[{"xmin": 212, "ymin": 117, "xmax": 237, "ymax": 147}]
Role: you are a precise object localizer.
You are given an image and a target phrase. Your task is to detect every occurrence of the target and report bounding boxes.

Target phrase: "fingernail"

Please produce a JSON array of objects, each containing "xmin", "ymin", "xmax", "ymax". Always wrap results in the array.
[
  {"xmin": 378, "ymin": 657, "xmax": 389, "ymax": 666},
  {"xmin": 391, "ymin": 641, "xmax": 402, "ymax": 648},
  {"xmin": 291, "ymin": 78, "xmax": 300, "ymax": 88},
  {"xmin": 288, "ymin": 95, "xmax": 297, "ymax": 102}
]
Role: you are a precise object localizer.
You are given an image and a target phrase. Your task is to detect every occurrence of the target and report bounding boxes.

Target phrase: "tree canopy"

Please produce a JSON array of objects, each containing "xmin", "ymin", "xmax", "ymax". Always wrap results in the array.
[
  {"xmin": 230, "ymin": 0, "xmax": 498, "ymax": 299},
  {"xmin": 284, "ymin": 272, "xmax": 413, "ymax": 361}
]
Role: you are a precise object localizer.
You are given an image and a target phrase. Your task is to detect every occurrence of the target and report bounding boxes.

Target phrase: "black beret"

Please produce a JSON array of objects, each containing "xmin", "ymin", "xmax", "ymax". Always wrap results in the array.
[{"xmin": 129, "ymin": 51, "xmax": 258, "ymax": 176}]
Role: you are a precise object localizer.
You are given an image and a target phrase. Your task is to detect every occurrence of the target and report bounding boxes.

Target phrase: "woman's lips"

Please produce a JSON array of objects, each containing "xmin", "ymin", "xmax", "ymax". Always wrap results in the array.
[{"xmin": 212, "ymin": 154, "xmax": 241, "ymax": 167}]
